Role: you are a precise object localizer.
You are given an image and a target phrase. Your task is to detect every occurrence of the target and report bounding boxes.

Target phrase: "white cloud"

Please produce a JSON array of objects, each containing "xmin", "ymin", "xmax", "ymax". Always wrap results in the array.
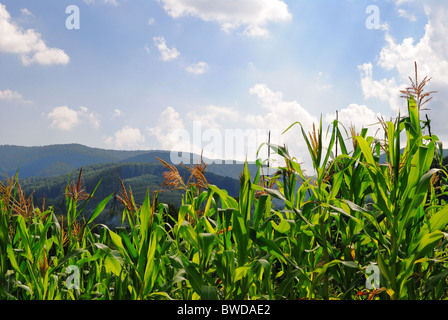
[
  {"xmin": 147, "ymin": 106, "xmax": 185, "ymax": 150},
  {"xmin": 378, "ymin": 6, "xmax": 448, "ymax": 88},
  {"xmin": 148, "ymin": 17, "xmax": 156, "ymax": 26},
  {"xmin": 359, "ymin": 1, "xmax": 448, "ymax": 146},
  {"xmin": 358, "ymin": 63, "xmax": 404, "ymax": 113},
  {"xmin": 48, "ymin": 106, "xmax": 99, "ymax": 131},
  {"xmin": 20, "ymin": 8, "xmax": 33, "ymax": 17},
  {"xmin": 112, "ymin": 109, "xmax": 122, "ymax": 118},
  {"xmin": 147, "ymin": 84, "xmax": 340, "ymax": 169},
  {"xmin": 326, "ymin": 104, "xmax": 384, "ymax": 140},
  {"xmin": 83, "ymin": 0, "xmax": 120, "ymax": 6},
  {"xmin": 187, "ymin": 105, "xmax": 239, "ymax": 129},
  {"xmin": 79, "ymin": 106, "xmax": 100, "ymax": 129},
  {"xmin": 48, "ymin": 106, "xmax": 79, "ymax": 131},
  {"xmin": 158, "ymin": 0, "xmax": 292, "ymax": 38},
  {"xmin": 153, "ymin": 36, "xmax": 180, "ymax": 61},
  {"xmin": 0, "ymin": 89, "xmax": 31, "ymax": 103},
  {"xmin": 106, "ymin": 126, "xmax": 145, "ymax": 149},
  {"xmin": 0, "ymin": 4, "xmax": 70, "ymax": 66},
  {"xmin": 359, "ymin": 2, "xmax": 448, "ymax": 106},
  {"xmin": 104, "ymin": 0, "xmax": 120, "ymax": 5},
  {"xmin": 398, "ymin": 8, "xmax": 417, "ymax": 22},
  {"xmin": 186, "ymin": 62, "xmax": 209, "ymax": 74},
  {"xmin": 247, "ymin": 84, "xmax": 318, "ymax": 164}
]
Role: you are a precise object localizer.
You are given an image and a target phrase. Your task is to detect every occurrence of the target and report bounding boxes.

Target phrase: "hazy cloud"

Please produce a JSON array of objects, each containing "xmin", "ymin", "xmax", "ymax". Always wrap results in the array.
[
  {"xmin": 48, "ymin": 106, "xmax": 99, "ymax": 131},
  {"xmin": 159, "ymin": 0, "xmax": 292, "ymax": 38},
  {"xmin": 106, "ymin": 126, "xmax": 145, "ymax": 149},
  {"xmin": 147, "ymin": 106, "xmax": 185, "ymax": 150},
  {"xmin": 83, "ymin": 0, "xmax": 120, "ymax": 6},
  {"xmin": 186, "ymin": 62, "xmax": 209, "ymax": 74},
  {"xmin": 153, "ymin": 36, "xmax": 180, "ymax": 61},
  {"xmin": 0, "ymin": 89, "xmax": 31, "ymax": 103}
]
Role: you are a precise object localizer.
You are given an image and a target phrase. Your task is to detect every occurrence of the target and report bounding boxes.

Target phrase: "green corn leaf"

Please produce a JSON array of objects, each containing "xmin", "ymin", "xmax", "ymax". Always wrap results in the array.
[
  {"xmin": 15, "ymin": 215, "xmax": 33, "ymax": 263},
  {"xmin": 143, "ymin": 232, "xmax": 159, "ymax": 296},
  {"xmin": 140, "ymin": 190, "xmax": 153, "ymax": 244},
  {"xmin": 277, "ymin": 267, "xmax": 303, "ymax": 298},
  {"xmin": 408, "ymin": 204, "xmax": 448, "ymax": 255},
  {"xmin": 414, "ymin": 231, "xmax": 444, "ymax": 259},
  {"xmin": 355, "ymin": 136, "xmax": 377, "ymax": 171},
  {"xmin": 234, "ymin": 265, "xmax": 251, "ymax": 282},
  {"xmin": 252, "ymin": 194, "xmax": 268, "ymax": 232},
  {"xmin": 201, "ymin": 286, "xmax": 218, "ymax": 300},
  {"xmin": 109, "ymin": 229, "xmax": 132, "ymax": 265},
  {"xmin": 86, "ymin": 193, "xmax": 113, "ymax": 225},
  {"xmin": 179, "ymin": 221, "xmax": 199, "ymax": 249},
  {"xmin": 117, "ymin": 227, "xmax": 138, "ymax": 261},
  {"xmin": 104, "ymin": 251, "xmax": 123, "ymax": 276},
  {"xmin": 7, "ymin": 244, "xmax": 22, "ymax": 276},
  {"xmin": 208, "ymin": 185, "xmax": 238, "ymax": 209},
  {"xmin": 232, "ymin": 210, "xmax": 249, "ymax": 265},
  {"xmin": 53, "ymin": 248, "xmax": 86, "ymax": 269},
  {"xmin": 270, "ymin": 213, "xmax": 291, "ymax": 234},
  {"xmin": 425, "ymin": 204, "xmax": 448, "ymax": 233},
  {"xmin": 199, "ymin": 233, "xmax": 215, "ymax": 268}
]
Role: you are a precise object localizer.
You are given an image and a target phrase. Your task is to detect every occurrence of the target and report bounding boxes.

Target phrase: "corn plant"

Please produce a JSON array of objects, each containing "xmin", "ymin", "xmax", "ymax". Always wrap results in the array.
[{"xmin": 2, "ymin": 62, "xmax": 448, "ymax": 301}]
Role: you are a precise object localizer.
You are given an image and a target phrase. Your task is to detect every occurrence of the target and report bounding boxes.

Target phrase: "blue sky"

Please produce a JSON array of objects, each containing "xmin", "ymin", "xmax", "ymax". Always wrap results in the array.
[{"xmin": 0, "ymin": 0, "xmax": 447, "ymax": 169}]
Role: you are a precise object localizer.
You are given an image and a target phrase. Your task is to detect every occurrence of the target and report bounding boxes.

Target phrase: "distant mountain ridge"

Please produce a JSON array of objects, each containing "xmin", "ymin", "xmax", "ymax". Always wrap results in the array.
[
  {"xmin": 0, "ymin": 144, "xmax": 255, "ymax": 225},
  {"xmin": 0, "ymin": 143, "xmax": 258, "ymax": 180},
  {"xmin": 0, "ymin": 144, "xmax": 148, "ymax": 179}
]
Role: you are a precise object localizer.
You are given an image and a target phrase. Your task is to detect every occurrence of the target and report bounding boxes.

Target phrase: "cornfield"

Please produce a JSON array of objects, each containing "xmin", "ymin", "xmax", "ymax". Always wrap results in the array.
[{"xmin": 1, "ymin": 65, "xmax": 448, "ymax": 301}]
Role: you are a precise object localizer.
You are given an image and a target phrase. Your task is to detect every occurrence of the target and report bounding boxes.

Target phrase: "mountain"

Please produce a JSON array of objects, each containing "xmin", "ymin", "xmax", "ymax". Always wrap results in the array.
[
  {"xmin": 0, "ymin": 144, "xmax": 257, "ymax": 180},
  {"xmin": 0, "ymin": 144, "xmax": 147, "ymax": 179},
  {"xmin": 121, "ymin": 150, "xmax": 259, "ymax": 180},
  {"xmin": 20, "ymin": 161, "xmax": 241, "ymax": 221},
  {"xmin": 0, "ymin": 144, "xmax": 258, "ymax": 227}
]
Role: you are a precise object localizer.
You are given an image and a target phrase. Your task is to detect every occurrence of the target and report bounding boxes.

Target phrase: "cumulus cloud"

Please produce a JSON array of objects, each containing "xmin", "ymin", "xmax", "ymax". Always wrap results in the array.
[
  {"xmin": 187, "ymin": 105, "xmax": 239, "ymax": 129},
  {"xmin": 247, "ymin": 83, "xmax": 317, "ymax": 131},
  {"xmin": 0, "ymin": 89, "xmax": 31, "ymax": 103},
  {"xmin": 378, "ymin": 7, "xmax": 448, "ymax": 88},
  {"xmin": 106, "ymin": 126, "xmax": 145, "ymax": 149},
  {"xmin": 158, "ymin": 0, "xmax": 292, "ymax": 38},
  {"xmin": 48, "ymin": 106, "xmax": 99, "ymax": 131},
  {"xmin": 48, "ymin": 106, "xmax": 79, "ymax": 131},
  {"xmin": 153, "ymin": 36, "xmax": 180, "ymax": 61},
  {"xmin": 326, "ymin": 104, "xmax": 384, "ymax": 140},
  {"xmin": 398, "ymin": 8, "xmax": 417, "ymax": 22},
  {"xmin": 358, "ymin": 63, "xmax": 404, "ymax": 113},
  {"xmin": 150, "ymin": 85, "xmax": 320, "ymax": 165},
  {"xmin": 0, "ymin": 4, "xmax": 70, "ymax": 66},
  {"xmin": 147, "ymin": 106, "xmax": 185, "ymax": 150},
  {"xmin": 186, "ymin": 62, "xmax": 209, "ymax": 74},
  {"xmin": 359, "ymin": 2, "xmax": 448, "ymax": 126},
  {"xmin": 247, "ymin": 84, "xmax": 319, "ymax": 167},
  {"xmin": 357, "ymin": 1, "xmax": 448, "ymax": 146}
]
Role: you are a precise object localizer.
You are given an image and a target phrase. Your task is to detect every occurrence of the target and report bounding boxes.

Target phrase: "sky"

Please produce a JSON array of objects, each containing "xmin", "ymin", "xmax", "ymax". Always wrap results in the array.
[{"xmin": 0, "ymin": 0, "xmax": 447, "ymax": 171}]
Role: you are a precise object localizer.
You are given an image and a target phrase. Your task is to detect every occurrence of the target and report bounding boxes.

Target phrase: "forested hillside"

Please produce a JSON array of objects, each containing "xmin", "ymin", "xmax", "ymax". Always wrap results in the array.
[
  {"xmin": 17, "ymin": 161, "xmax": 240, "ymax": 227},
  {"xmin": 0, "ymin": 144, "xmax": 247, "ymax": 228}
]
